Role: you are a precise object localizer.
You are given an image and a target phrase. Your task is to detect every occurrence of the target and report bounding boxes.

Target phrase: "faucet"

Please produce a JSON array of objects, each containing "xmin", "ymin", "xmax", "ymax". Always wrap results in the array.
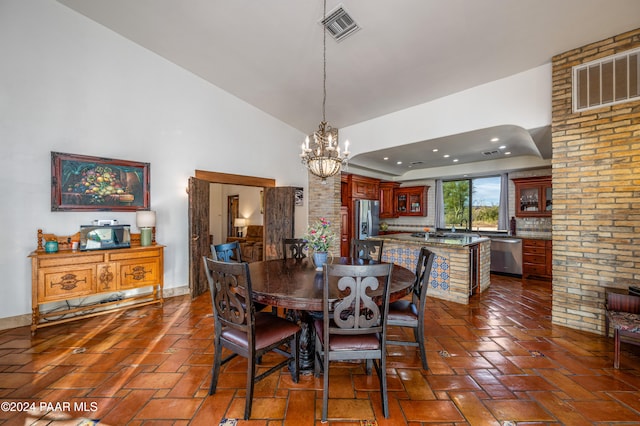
[{"xmin": 460, "ymin": 218, "xmax": 468, "ymax": 232}]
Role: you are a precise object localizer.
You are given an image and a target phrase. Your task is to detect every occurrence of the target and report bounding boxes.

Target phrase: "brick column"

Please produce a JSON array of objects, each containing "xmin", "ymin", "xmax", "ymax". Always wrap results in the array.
[
  {"xmin": 307, "ymin": 172, "xmax": 341, "ymax": 257},
  {"xmin": 551, "ymin": 28, "xmax": 640, "ymax": 334}
]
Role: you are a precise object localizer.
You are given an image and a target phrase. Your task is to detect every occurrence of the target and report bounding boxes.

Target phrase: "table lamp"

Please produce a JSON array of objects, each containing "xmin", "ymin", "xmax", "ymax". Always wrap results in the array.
[
  {"xmin": 136, "ymin": 210, "xmax": 156, "ymax": 246},
  {"xmin": 234, "ymin": 217, "xmax": 247, "ymax": 237}
]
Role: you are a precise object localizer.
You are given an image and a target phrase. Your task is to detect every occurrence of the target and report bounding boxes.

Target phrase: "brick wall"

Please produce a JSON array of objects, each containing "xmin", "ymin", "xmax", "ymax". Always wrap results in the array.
[
  {"xmin": 307, "ymin": 172, "xmax": 342, "ymax": 257},
  {"xmin": 551, "ymin": 28, "xmax": 640, "ymax": 334}
]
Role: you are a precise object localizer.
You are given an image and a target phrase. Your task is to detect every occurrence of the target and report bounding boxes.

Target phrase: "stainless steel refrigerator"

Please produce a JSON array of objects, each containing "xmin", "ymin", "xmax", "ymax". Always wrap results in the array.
[{"xmin": 354, "ymin": 199, "xmax": 380, "ymax": 239}]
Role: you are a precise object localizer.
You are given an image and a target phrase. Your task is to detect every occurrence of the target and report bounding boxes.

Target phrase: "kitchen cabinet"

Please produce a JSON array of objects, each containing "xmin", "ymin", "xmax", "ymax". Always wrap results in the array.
[
  {"xmin": 513, "ymin": 176, "xmax": 552, "ymax": 217},
  {"xmin": 30, "ymin": 236, "xmax": 164, "ymax": 334},
  {"xmin": 379, "ymin": 182, "xmax": 400, "ymax": 219},
  {"xmin": 341, "ymin": 173, "xmax": 381, "ymax": 256},
  {"xmin": 395, "ymin": 186, "xmax": 429, "ymax": 216},
  {"xmin": 522, "ymin": 238, "xmax": 552, "ymax": 280},
  {"xmin": 347, "ymin": 174, "xmax": 380, "ymax": 200}
]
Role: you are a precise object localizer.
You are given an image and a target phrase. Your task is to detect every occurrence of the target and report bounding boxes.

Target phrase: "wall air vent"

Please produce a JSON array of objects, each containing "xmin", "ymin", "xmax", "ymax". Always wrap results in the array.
[
  {"xmin": 573, "ymin": 47, "xmax": 640, "ymax": 112},
  {"xmin": 321, "ymin": 5, "xmax": 360, "ymax": 42}
]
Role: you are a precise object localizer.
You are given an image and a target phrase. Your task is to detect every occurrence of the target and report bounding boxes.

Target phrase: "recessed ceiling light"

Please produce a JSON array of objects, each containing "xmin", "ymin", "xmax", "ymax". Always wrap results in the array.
[
  {"xmin": 491, "ymin": 137, "xmax": 499, "ymax": 142},
  {"xmin": 505, "ymin": 151, "xmax": 511, "ymax": 155},
  {"xmin": 383, "ymin": 157, "xmax": 389, "ymax": 160},
  {"xmin": 396, "ymin": 161, "xmax": 402, "ymax": 165},
  {"xmin": 453, "ymin": 159, "xmax": 459, "ymax": 163},
  {"xmin": 432, "ymin": 148, "xmax": 439, "ymax": 152},
  {"xmin": 499, "ymin": 145, "xmax": 506, "ymax": 149},
  {"xmin": 443, "ymin": 154, "xmax": 450, "ymax": 158}
]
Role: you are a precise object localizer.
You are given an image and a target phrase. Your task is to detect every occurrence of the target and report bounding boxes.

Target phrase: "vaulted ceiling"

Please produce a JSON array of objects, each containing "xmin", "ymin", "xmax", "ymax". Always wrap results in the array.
[{"xmin": 57, "ymin": 0, "xmax": 640, "ymax": 177}]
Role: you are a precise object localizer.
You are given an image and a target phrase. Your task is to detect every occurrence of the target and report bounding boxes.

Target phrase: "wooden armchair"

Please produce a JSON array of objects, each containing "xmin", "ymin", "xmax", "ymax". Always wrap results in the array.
[{"xmin": 604, "ymin": 287, "xmax": 640, "ymax": 368}]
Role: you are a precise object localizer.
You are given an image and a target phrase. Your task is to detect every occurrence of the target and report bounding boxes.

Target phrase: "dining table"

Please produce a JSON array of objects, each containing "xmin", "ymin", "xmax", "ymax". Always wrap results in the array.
[{"xmin": 244, "ymin": 256, "xmax": 416, "ymax": 372}]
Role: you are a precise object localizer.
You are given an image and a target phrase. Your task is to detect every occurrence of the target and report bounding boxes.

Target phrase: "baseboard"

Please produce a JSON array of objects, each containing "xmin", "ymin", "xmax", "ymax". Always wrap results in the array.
[{"xmin": 0, "ymin": 285, "xmax": 192, "ymax": 332}]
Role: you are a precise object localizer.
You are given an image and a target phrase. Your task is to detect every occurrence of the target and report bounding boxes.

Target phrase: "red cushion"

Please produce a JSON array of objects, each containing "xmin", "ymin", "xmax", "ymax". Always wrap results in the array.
[
  {"xmin": 222, "ymin": 313, "xmax": 300, "ymax": 350},
  {"xmin": 314, "ymin": 319, "xmax": 380, "ymax": 351},
  {"xmin": 387, "ymin": 300, "xmax": 418, "ymax": 322}
]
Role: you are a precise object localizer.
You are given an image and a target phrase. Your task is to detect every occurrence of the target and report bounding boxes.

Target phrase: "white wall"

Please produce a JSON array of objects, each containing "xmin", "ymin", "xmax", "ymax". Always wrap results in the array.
[{"xmin": 0, "ymin": 0, "xmax": 308, "ymax": 324}]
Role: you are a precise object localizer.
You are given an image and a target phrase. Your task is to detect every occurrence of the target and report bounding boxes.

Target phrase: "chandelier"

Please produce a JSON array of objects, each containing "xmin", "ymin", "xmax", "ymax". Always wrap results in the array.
[{"xmin": 300, "ymin": 0, "xmax": 351, "ymax": 183}]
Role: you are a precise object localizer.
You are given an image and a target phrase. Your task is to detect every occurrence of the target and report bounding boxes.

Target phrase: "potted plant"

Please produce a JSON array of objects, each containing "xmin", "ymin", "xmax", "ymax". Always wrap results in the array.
[{"xmin": 304, "ymin": 217, "xmax": 337, "ymax": 270}]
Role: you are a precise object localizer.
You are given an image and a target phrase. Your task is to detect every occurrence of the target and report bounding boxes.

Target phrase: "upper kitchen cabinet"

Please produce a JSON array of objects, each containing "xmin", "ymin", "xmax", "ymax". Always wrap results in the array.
[
  {"xmin": 513, "ymin": 176, "xmax": 552, "ymax": 217},
  {"xmin": 395, "ymin": 186, "xmax": 429, "ymax": 216},
  {"xmin": 379, "ymin": 182, "xmax": 400, "ymax": 219},
  {"xmin": 344, "ymin": 174, "xmax": 380, "ymax": 200}
]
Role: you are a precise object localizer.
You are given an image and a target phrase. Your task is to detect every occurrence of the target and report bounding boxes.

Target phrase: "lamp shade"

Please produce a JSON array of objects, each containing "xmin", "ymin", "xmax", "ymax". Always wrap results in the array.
[
  {"xmin": 136, "ymin": 210, "xmax": 156, "ymax": 228},
  {"xmin": 234, "ymin": 217, "xmax": 247, "ymax": 228}
]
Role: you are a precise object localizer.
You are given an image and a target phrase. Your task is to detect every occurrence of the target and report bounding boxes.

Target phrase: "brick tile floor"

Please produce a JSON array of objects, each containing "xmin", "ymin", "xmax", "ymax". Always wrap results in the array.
[{"xmin": 1, "ymin": 274, "xmax": 639, "ymax": 425}]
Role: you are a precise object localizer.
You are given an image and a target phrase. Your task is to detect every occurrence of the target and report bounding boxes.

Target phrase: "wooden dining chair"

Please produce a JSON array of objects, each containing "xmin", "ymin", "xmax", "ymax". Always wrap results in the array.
[
  {"xmin": 202, "ymin": 257, "xmax": 300, "ymax": 420},
  {"xmin": 313, "ymin": 262, "xmax": 393, "ymax": 421},
  {"xmin": 350, "ymin": 238, "xmax": 384, "ymax": 262},
  {"xmin": 386, "ymin": 247, "xmax": 435, "ymax": 370},
  {"xmin": 212, "ymin": 241, "xmax": 243, "ymax": 262},
  {"xmin": 282, "ymin": 238, "xmax": 307, "ymax": 260}
]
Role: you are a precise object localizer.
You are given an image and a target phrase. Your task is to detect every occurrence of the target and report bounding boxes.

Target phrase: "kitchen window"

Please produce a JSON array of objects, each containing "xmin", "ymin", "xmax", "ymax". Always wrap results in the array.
[{"xmin": 443, "ymin": 176, "xmax": 501, "ymax": 231}]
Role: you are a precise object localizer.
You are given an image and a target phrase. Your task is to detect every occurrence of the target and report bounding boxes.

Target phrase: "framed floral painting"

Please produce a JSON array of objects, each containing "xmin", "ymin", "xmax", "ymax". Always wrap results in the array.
[{"xmin": 51, "ymin": 152, "xmax": 150, "ymax": 212}]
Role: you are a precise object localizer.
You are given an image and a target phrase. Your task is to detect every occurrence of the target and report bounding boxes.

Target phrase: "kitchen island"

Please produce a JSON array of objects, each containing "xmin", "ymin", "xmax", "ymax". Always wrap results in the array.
[{"xmin": 371, "ymin": 233, "xmax": 491, "ymax": 304}]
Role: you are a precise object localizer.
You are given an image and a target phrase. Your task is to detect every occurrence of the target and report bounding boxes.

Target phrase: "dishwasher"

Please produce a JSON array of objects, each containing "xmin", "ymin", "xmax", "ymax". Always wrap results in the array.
[{"xmin": 490, "ymin": 238, "xmax": 522, "ymax": 276}]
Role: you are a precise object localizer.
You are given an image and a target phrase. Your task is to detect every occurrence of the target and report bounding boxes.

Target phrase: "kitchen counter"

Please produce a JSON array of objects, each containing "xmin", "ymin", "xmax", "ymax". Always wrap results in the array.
[
  {"xmin": 370, "ymin": 234, "xmax": 491, "ymax": 305},
  {"xmin": 374, "ymin": 232, "xmax": 489, "ymax": 247}
]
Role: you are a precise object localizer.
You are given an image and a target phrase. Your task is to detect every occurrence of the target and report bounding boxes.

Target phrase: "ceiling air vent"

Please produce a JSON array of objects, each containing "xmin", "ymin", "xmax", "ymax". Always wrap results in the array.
[
  {"xmin": 321, "ymin": 5, "xmax": 360, "ymax": 42},
  {"xmin": 482, "ymin": 150, "xmax": 499, "ymax": 157}
]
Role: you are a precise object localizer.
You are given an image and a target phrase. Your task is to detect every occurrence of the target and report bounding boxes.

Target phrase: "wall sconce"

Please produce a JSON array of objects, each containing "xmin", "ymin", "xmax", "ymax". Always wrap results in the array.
[
  {"xmin": 234, "ymin": 217, "xmax": 247, "ymax": 237},
  {"xmin": 136, "ymin": 210, "xmax": 156, "ymax": 246}
]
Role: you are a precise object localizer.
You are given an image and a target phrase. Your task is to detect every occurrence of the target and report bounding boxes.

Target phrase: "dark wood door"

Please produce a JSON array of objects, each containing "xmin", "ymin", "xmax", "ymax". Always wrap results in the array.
[
  {"xmin": 340, "ymin": 206, "xmax": 349, "ymax": 256},
  {"xmin": 263, "ymin": 187, "xmax": 295, "ymax": 260},
  {"xmin": 188, "ymin": 177, "xmax": 210, "ymax": 298}
]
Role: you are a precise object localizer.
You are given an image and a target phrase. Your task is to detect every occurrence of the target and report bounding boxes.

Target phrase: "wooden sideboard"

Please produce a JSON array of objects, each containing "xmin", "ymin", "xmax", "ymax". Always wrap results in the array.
[{"xmin": 29, "ymin": 232, "xmax": 164, "ymax": 334}]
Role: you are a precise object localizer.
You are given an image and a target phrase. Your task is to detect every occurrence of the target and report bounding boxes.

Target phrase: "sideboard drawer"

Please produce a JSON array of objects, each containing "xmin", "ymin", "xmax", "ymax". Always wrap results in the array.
[
  {"xmin": 38, "ymin": 265, "xmax": 96, "ymax": 302},
  {"xmin": 118, "ymin": 258, "xmax": 161, "ymax": 289}
]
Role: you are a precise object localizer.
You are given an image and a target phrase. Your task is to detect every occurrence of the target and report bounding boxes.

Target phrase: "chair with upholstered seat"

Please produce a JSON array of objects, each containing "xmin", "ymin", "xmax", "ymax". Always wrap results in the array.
[
  {"xmin": 313, "ymin": 262, "xmax": 393, "ymax": 421},
  {"xmin": 350, "ymin": 238, "xmax": 384, "ymax": 262},
  {"xmin": 282, "ymin": 238, "xmax": 307, "ymax": 260},
  {"xmin": 386, "ymin": 247, "xmax": 435, "ymax": 370},
  {"xmin": 203, "ymin": 257, "xmax": 300, "ymax": 420},
  {"xmin": 212, "ymin": 241, "xmax": 242, "ymax": 262}
]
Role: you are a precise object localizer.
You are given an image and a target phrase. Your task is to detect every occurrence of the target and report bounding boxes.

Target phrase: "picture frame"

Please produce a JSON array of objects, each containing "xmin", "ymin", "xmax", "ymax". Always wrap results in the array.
[
  {"xmin": 295, "ymin": 187, "xmax": 303, "ymax": 206},
  {"xmin": 51, "ymin": 152, "xmax": 150, "ymax": 212}
]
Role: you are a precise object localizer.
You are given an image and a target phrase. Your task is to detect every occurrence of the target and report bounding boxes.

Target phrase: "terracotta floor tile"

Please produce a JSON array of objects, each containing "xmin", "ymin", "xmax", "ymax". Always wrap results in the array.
[
  {"xmin": 3, "ymin": 274, "xmax": 640, "ymax": 424},
  {"xmin": 449, "ymin": 391, "xmax": 501, "ymax": 425},
  {"xmin": 400, "ymin": 400, "xmax": 465, "ymax": 422},
  {"xmin": 484, "ymin": 400, "xmax": 556, "ymax": 422},
  {"xmin": 135, "ymin": 397, "xmax": 202, "ymax": 419},
  {"xmin": 570, "ymin": 400, "xmax": 640, "ymax": 422}
]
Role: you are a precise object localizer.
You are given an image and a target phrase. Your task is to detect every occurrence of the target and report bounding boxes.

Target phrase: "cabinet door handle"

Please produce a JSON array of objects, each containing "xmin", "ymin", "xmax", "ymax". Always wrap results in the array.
[{"xmin": 192, "ymin": 234, "xmax": 200, "ymax": 241}]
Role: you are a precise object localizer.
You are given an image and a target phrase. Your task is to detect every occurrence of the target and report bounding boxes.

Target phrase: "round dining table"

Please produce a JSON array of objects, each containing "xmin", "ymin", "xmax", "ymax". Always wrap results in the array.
[
  {"xmin": 245, "ymin": 256, "xmax": 416, "ymax": 372},
  {"xmin": 246, "ymin": 256, "xmax": 416, "ymax": 312}
]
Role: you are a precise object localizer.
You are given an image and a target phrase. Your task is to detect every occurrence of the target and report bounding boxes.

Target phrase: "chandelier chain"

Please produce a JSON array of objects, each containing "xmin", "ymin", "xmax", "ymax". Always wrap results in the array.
[
  {"xmin": 322, "ymin": 0, "xmax": 327, "ymax": 124},
  {"xmin": 299, "ymin": 0, "xmax": 351, "ymax": 183}
]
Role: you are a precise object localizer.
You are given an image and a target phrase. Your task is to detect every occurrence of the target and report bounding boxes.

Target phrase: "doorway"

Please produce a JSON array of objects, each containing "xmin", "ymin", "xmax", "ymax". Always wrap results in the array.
[
  {"xmin": 228, "ymin": 195, "xmax": 239, "ymax": 238},
  {"xmin": 188, "ymin": 171, "xmax": 276, "ymax": 298}
]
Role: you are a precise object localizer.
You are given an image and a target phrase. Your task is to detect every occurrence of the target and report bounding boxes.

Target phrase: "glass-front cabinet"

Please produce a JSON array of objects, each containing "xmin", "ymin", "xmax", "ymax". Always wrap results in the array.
[
  {"xmin": 513, "ymin": 176, "xmax": 552, "ymax": 217},
  {"xmin": 394, "ymin": 186, "xmax": 429, "ymax": 216}
]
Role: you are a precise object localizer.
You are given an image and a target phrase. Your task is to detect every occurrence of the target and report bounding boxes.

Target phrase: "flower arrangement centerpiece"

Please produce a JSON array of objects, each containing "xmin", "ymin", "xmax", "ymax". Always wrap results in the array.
[
  {"xmin": 305, "ymin": 217, "xmax": 337, "ymax": 253},
  {"xmin": 304, "ymin": 217, "xmax": 337, "ymax": 270}
]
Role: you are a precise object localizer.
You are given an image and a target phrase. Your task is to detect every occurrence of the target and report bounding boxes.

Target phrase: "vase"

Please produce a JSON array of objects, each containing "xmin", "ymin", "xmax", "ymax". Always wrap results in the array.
[{"xmin": 313, "ymin": 251, "xmax": 329, "ymax": 271}]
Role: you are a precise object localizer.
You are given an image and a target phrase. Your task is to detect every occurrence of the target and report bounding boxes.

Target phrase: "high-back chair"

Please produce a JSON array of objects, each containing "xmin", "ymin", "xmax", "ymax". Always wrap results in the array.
[
  {"xmin": 350, "ymin": 238, "xmax": 384, "ymax": 262},
  {"xmin": 313, "ymin": 263, "xmax": 393, "ymax": 421},
  {"xmin": 202, "ymin": 257, "xmax": 300, "ymax": 420},
  {"xmin": 212, "ymin": 241, "xmax": 242, "ymax": 262},
  {"xmin": 282, "ymin": 238, "xmax": 307, "ymax": 260},
  {"xmin": 386, "ymin": 247, "xmax": 435, "ymax": 370}
]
